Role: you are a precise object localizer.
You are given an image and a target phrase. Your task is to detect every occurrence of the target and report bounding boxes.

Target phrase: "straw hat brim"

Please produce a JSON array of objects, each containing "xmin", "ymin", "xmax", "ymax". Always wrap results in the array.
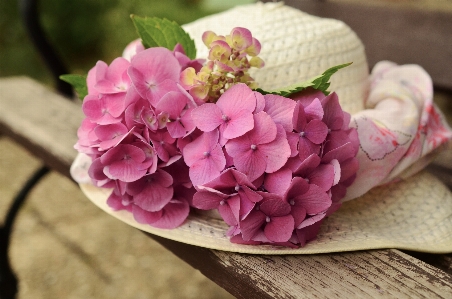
[{"xmin": 80, "ymin": 171, "xmax": 452, "ymax": 254}]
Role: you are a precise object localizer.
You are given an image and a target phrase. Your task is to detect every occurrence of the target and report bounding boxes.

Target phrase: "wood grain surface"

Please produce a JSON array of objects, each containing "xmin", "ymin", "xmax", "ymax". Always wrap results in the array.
[{"xmin": 0, "ymin": 77, "xmax": 82, "ymax": 178}]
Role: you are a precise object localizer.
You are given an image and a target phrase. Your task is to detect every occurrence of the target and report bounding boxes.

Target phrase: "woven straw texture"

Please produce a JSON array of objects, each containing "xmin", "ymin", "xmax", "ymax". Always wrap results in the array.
[
  {"xmin": 81, "ymin": 171, "xmax": 452, "ymax": 254},
  {"xmin": 182, "ymin": 2, "xmax": 369, "ymax": 114}
]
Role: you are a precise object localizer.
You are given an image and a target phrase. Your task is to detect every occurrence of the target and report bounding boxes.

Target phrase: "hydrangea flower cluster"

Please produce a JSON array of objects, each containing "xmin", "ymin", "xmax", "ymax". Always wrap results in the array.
[
  {"xmin": 73, "ymin": 24, "xmax": 359, "ymax": 247},
  {"xmin": 189, "ymin": 86, "xmax": 359, "ymax": 246},
  {"xmin": 180, "ymin": 27, "xmax": 264, "ymax": 103}
]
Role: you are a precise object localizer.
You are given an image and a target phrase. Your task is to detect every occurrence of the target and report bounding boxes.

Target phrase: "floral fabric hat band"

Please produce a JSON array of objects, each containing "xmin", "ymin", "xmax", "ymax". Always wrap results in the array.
[{"xmin": 69, "ymin": 2, "xmax": 452, "ymax": 253}]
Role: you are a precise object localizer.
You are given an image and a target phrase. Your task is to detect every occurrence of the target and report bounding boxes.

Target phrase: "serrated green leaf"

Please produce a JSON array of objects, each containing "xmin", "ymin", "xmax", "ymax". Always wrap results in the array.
[
  {"xmin": 256, "ymin": 62, "xmax": 352, "ymax": 97},
  {"xmin": 60, "ymin": 74, "xmax": 88, "ymax": 101},
  {"xmin": 131, "ymin": 15, "xmax": 196, "ymax": 59}
]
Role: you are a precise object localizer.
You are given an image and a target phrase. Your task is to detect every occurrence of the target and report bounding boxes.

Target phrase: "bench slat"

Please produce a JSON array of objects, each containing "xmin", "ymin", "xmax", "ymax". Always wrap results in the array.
[
  {"xmin": 1, "ymin": 76, "xmax": 451, "ymax": 297},
  {"xmin": 0, "ymin": 76, "xmax": 82, "ymax": 178},
  {"xmin": 153, "ymin": 235, "xmax": 452, "ymax": 299}
]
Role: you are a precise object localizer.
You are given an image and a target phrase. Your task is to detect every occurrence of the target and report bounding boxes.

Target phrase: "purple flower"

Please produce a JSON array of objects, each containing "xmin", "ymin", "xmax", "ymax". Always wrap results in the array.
[
  {"xmin": 225, "ymin": 112, "xmax": 291, "ymax": 181},
  {"xmin": 100, "ymin": 144, "xmax": 148, "ymax": 182},
  {"xmin": 284, "ymin": 177, "xmax": 331, "ymax": 228},
  {"xmin": 183, "ymin": 130, "xmax": 226, "ymax": 186},
  {"xmin": 291, "ymin": 99, "xmax": 329, "ymax": 161},
  {"xmin": 155, "ymin": 91, "xmax": 196, "ymax": 138},
  {"xmin": 128, "ymin": 47, "xmax": 181, "ymax": 106},
  {"xmin": 94, "ymin": 58, "xmax": 131, "ymax": 94},
  {"xmin": 127, "ymin": 169, "xmax": 174, "ymax": 212},
  {"xmin": 240, "ymin": 194, "xmax": 294, "ymax": 243},
  {"xmin": 193, "ymin": 189, "xmax": 240, "ymax": 226},
  {"xmin": 191, "ymin": 84, "xmax": 256, "ymax": 143}
]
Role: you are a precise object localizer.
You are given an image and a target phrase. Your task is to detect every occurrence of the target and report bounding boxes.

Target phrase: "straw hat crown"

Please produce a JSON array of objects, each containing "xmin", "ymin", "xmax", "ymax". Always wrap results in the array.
[{"xmin": 182, "ymin": 2, "xmax": 369, "ymax": 114}]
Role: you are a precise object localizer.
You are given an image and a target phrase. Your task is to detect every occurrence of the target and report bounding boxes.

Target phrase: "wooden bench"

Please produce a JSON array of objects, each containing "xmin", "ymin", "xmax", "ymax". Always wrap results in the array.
[{"xmin": 1, "ymin": 0, "xmax": 452, "ymax": 298}]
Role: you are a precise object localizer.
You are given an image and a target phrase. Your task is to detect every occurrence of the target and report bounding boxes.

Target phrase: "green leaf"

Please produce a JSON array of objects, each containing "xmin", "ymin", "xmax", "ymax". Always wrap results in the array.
[
  {"xmin": 256, "ymin": 62, "xmax": 352, "ymax": 97},
  {"xmin": 131, "ymin": 15, "xmax": 196, "ymax": 60},
  {"xmin": 59, "ymin": 74, "xmax": 88, "ymax": 101}
]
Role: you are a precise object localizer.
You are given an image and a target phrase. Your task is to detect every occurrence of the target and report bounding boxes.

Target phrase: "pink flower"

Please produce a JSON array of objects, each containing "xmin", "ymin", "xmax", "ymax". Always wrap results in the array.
[
  {"xmin": 193, "ymin": 189, "xmax": 240, "ymax": 225},
  {"xmin": 74, "ymin": 118, "xmax": 100, "ymax": 155},
  {"xmin": 82, "ymin": 93, "xmax": 126, "ymax": 125},
  {"xmin": 293, "ymin": 157, "xmax": 335, "ymax": 192},
  {"xmin": 147, "ymin": 199, "xmax": 190, "ymax": 229},
  {"xmin": 202, "ymin": 168, "xmax": 263, "ymax": 219},
  {"xmin": 148, "ymin": 130, "xmax": 179, "ymax": 163},
  {"xmin": 94, "ymin": 123, "xmax": 134, "ymax": 151},
  {"xmin": 100, "ymin": 144, "xmax": 148, "ymax": 182},
  {"xmin": 127, "ymin": 169, "xmax": 174, "ymax": 212},
  {"xmin": 291, "ymin": 99, "xmax": 329, "ymax": 160},
  {"xmin": 261, "ymin": 94, "xmax": 297, "ymax": 132},
  {"xmin": 94, "ymin": 58, "xmax": 131, "ymax": 94},
  {"xmin": 240, "ymin": 194, "xmax": 294, "ymax": 243},
  {"xmin": 155, "ymin": 91, "xmax": 196, "ymax": 138},
  {"xmin": 320, "ymin": 92, "xmax": 347, "ymax": 131},
  {"xmin": 225, "ymin": 112, "xmax": 291, "ymax": 181},
  {"xmin": 191, "ymin": 84, "xmax": 256, "ymax": 143},
  {"xmin": 128, "ymin": 47, "xmax": 181, "ymax": 106},
  {"xmin": 284, "ymin": 177, "xmax": 331, "ymax": 228},
  {"xmin": 183, "ymin": 130, "xmax": 226, "ymax": 186}
]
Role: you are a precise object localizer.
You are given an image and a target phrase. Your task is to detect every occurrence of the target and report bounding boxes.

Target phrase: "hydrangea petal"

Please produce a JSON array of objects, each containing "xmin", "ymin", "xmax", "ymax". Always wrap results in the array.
[
  {"xmin": 183, "ymin": 130, "xmax": 220, "ymax": 167},
  {"xmin": 260, "ymin": 126, "xmax": 291, "ymax": 173},
  {"xmin": 291, "ymin": 205, "xmax": 307, "ymax": 228},
  {"xmin": 248, "ymin": 112, "xmax": 277, "ymax": 144},
  {"xmin": 218, "ymin": 195, "xmax": 240, "ymax": 226},
  {"xmin": 305, "ymin": 120, "xmax": 328, "ymax": 144},
  {"xmin": 264, "ymin": 215, "xmax": 294, "ymax": 242},
  {"xmin": 150, "ymin": 199, "xmax": 190, "ymax": 229},
  {"xmin": 192, "ymin": 189, "xmax": 227, "ymax": 210},
  {"xmin": 297, "ymin": 212, "xmax": 326, "ymax": 229},
  {"xmin": 264, "ymin": 94, "xmax": 297, "ymax": 132},
  {"xmin": 191, "ymin": 103, "xmax": 223, "ymax": 132},
  {"xmin": 296, "ymin": 184, "xmax": 332, "ymax": 215},
  {"xmin": 231, "ymin": 147, "xmax": 266, "ymax": 182},
  {"xmin": 240, "ymin": 210, "xmax": 266, "ymax": 241},
  {"xmin": 285, "ymin": 177, "xmax": 310, "ymax": 202},
  {"xmin": 260, "ymin": 197, "xmax": 291, "ymax": 217},
  {"xmin": 222, "ymin": 109, "xmax": 254, "ymax": 139},
  {"xmin": 264, "ymin": 167, "xmax": 292, "ymax": 196},
  {"xmin": 217, "ymin": 84, "xmax": 256, "ymax": 116},
  {"xmin": 321, "ymin": 93, "xmax": 344, "ymax": 130},
  {"xmin": 131, "ymin": 171, "xmax": 174, "ymax": 212},
  {"xmin": 308, "ymin": 164, "xmax": 335, "ymax": 192},
  {"xmin": 132, "ymin": 205, "xmax": 163, "ymax": 224},
  {"xmin": 304, "ymin": 98, "xmax": 324, "ymax": 121},
  {"xmin": 128, "ymin": 47, "xmax": 181, "ymax": 105}
]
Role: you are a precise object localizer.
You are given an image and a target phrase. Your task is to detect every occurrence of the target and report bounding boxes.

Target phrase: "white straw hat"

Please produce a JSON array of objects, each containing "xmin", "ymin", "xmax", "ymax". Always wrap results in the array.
[{"xmin": 74, "ymin": 2, "xmax": 452, "ymax": 254}]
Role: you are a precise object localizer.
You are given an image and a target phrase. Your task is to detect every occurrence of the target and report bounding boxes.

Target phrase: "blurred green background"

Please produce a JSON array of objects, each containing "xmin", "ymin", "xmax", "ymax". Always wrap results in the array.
[{"xmin": 0, "ymin": 0, "xmax": 250, "ymax": 88}]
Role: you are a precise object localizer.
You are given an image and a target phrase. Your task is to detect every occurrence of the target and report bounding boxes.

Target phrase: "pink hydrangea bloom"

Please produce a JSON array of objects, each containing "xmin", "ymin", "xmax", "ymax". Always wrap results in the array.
[
  {"xmin": 183, "ymin": 130, "xmax": 226, "ymax": 186},
  {"xmin": 225, "ymin": 112, "xmax": 291, "ymax": 181},
  {"xmin": 240, "ymin": 194, "xmax": 294, "ymax": 243},
  {"xmin": 73, "ymin": 26, "xmax": 360, "ymax": 247},
  {"xmin": 128, "ymin": 47, "xmax": 181, "ymax": 106},
  {"xmin": 191, "ymin": 83, "xmax": 256, "ymax": 143}
]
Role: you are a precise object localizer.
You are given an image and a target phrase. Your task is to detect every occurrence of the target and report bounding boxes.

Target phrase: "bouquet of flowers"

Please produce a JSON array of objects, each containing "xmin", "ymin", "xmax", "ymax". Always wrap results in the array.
[{"xmin": 63, "ymin": 15, "xmax": 359, "ymax": 247}]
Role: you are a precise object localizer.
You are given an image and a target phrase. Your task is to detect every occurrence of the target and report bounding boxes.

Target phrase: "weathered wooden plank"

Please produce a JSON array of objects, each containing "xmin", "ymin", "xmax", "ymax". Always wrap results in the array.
[
  {"xmin": 1, "ymin": 76, "xmax": 452, "ymax": 297},
  {"xmin": 0, "ymin": 76, "xmax": 82, "ymax": 178},
  {"xmin": 274, "ymin": 0, "xmax": 452, "ymax": 91},
  {"xmin": 152, "ymin": 235, "xmax": 452, "ymax": 299}
]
